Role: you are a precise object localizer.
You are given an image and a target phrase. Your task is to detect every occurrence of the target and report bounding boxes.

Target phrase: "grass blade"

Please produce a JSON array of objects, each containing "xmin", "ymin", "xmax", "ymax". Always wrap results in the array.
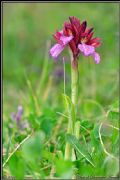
[{"xmin": 66, "ymin": 134, "xmax": 95, "ymax": 167}]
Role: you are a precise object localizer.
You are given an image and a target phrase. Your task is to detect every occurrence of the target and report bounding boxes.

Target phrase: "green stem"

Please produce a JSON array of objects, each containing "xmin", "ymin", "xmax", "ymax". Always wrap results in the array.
[
  {"xmin": 71, "ymin": 60, "xmax": 79, "ymax": 161},
  {"xmin": 65, "ymin": 59, "xmax": 79, "ymax": 160},
  {"xmin": 65, "ymin": 104, "xmax": 73, "ymax": 160},
  {"xmin": 74, "ymin": 121, "xmax": 80, "ymax": 140},
  {"xmin": 71, "ymin": 60, "xmax": 78, "ymax": 113}
]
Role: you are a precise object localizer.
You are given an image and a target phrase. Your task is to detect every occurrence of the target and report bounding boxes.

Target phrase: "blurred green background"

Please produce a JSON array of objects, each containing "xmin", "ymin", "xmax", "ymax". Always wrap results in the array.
[{"xmin": 3, "ymin": 2, "xmax": 119, "ymax": 115}]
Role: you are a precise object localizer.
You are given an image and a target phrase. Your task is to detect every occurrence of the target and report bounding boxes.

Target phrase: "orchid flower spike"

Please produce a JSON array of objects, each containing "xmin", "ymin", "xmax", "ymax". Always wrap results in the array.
[{"xmin": 50, "ymin": 16, "xmax": 101, "ymax": 65}]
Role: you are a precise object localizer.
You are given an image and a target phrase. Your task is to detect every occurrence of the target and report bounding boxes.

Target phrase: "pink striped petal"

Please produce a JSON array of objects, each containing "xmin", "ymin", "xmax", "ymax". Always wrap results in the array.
[
  {"xmin": 92, "ymin": 52, "xmax": 100, "ymax": 64},
  {"xmin": 60, "ymin": 35, "xmax": 73, "ymax": 45},
  {"xmin": 50, "ymin": 44, "xmax": 64, "ymax": 59},
  {"xmin": 78, "ymin": 43, "xmax": 95, "ymax": 56}
]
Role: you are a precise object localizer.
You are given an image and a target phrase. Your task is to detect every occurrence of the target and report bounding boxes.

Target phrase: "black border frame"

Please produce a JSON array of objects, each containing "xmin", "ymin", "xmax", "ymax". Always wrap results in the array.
[{"xmin": 1, "ymin": 1, "xmax": 120, "ymax": 180}]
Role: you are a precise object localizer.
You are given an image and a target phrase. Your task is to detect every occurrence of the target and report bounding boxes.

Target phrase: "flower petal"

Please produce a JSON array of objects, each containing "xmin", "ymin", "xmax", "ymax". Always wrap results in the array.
[
  {"xmin": 60, "ymin": 35, "xmax": 73, "ymax": 45},
  {"xmin": 78, "ymin": 43, "xmax": 95, "ymax": 56},
  {"xmin": 17, "ymin": 105, "xmax": 23, "ymax": 122},
  {"xmin": 53, "ymin": 30, "xmax": 73, "ymax": 45},
  {"xmin": 69, "ymin": 16, "xmax": 81, "ymax": 29},
  {"xmin": 79, "ymin": 21, "xmax": 87, "ymax": 33},
  {"xmin": 92, "ymin": 52, "xmax": 100, "ymax": 64},
  {"xmin": 50, "ymin": 44, "xmax": 64, "ymax": 59},
  {"xmin": 88, "ymin": 37, "xmax": 101, "ymax": 48}
]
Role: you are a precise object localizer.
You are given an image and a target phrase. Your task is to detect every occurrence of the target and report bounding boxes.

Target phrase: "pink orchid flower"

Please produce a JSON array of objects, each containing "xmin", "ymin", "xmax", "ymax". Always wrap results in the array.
[{"xmin": 50, "ymin": 16, "xmax": 101, "ymax": 64}]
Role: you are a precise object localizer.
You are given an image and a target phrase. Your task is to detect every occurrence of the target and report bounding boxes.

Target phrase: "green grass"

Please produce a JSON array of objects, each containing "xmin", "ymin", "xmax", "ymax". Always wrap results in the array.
[{"xmin": 3, "ymin": 2, "xmax": 119, "ymax": 178}]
